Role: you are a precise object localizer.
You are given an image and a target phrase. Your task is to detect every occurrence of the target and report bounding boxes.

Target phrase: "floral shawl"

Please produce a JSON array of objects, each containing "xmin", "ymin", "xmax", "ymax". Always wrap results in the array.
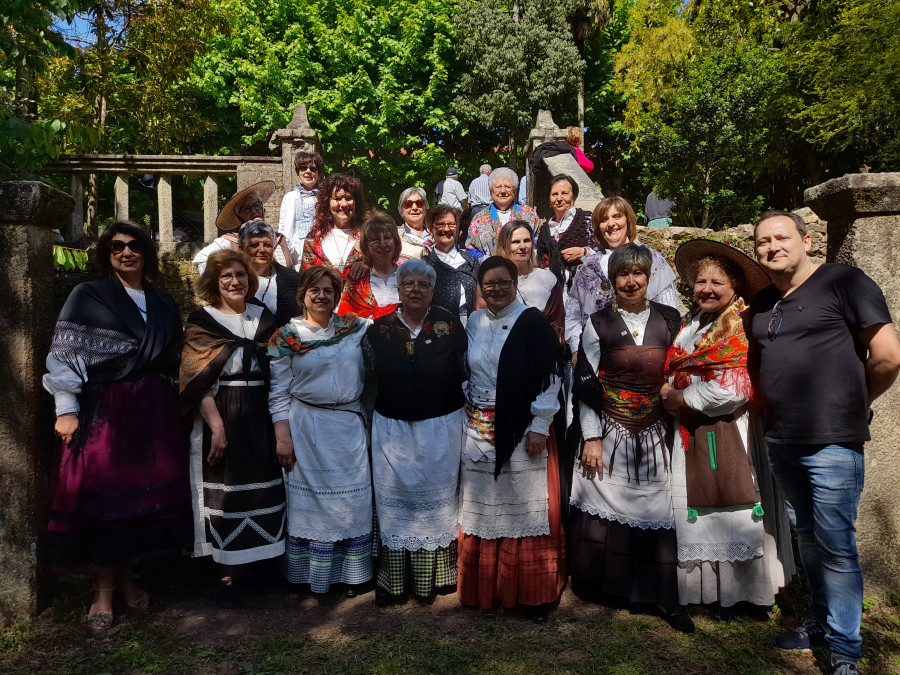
[
  {"xmin": 267, "ymin": 313, "xmax": 367, "ymax": 357},
  {"xmin": 465, "ymin": 203, "xmax": 540, "ymax": 257},
  {"xmin": 300, "ymin": 233, "xmax": 363, "ymax": 275},
  {"xmin": 337, "ymin": 274, "xmax": 400, "ymax": 320}
]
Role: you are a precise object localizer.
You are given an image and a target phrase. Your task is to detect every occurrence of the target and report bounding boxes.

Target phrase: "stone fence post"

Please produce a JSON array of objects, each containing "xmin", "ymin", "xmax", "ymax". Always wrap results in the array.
[
  {"xmin": 0, "ymin": 181, "xmax": 73, "ymax": 621},
  {"xmin": 805, "ymin": 171, "xmax": 900, "ymax": 597}
]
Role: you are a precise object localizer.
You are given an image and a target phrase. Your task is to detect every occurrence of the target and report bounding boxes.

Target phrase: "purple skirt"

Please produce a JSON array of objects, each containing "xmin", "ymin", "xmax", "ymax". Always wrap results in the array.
[{"xmin": 45, "ymin": 375, "xmax": 192, "ymax": 571}]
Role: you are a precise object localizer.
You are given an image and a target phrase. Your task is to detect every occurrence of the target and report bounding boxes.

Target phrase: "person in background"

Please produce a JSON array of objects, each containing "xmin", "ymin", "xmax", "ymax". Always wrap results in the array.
[
  {"xmin": 662, "ymin": 239, "xmax": 795, "ymax": 618},
  {"xmin": 44, "ymin": 221, "xmax": 190, "ymax": 631},
  {"xmin": 396, "ymin": 187, "xmax": 431, "ymax": 263},
  {"xmin": 748, "ymin": 210, "xmax": 900, "ymax": 675},
  {"xmin": 365, "ymin": 260, "xmax": 468, "ymax": 605},
  {"xmin": 536, "ymin": 174, "xmax": 594, "ymax": 290},
  {"xmin": 268, "ymin": 266, "xmax": 374, "ymax": 601},
  {"xmin": 518, "ymin": 174, "xmax": 528, "ymax": 206},
  {"xmin": 237, "ymin": 220, "xmax": 300, "ymax": 327},
  {"xmin": 645, "ymin": 189, "xmax": 675, "ymax": 229},
  {"xmin": 436, "ymin": 167, "xmax": 469, "ymax": 212},
  {"xmin": 457, "ymin": 256, "xmax": 566, "ymax": 621},
  {"xmin": 566, "ymin": 126, "xmax": 594, "ymax": 174},
  {"xmin": 468, "ymin": 164, "xmax": 492, "ymax": 218},
  {"xmin": 181, "ymin": 250, "xmax": 286, "ymax": 610},
  {"xmin": 279, "ymin": 151, "xmax": 324, "ymax": 267},
  {"xmin": 466, "ymin": 168, "xmax": 539, "ymax": 258},
  {"xmin": 193, "ymin": 181, "xmax": 293, "ymax": 273},
  {"xmin": 337, "ymin": 212, "xmax": 402, "ymax": 319},
  {"xmin": 421, "ymin": 205, "xmax": 480, "ymax": 326}
]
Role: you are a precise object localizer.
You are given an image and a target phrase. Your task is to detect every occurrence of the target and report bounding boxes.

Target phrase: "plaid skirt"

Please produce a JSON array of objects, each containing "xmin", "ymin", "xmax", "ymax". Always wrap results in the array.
[
  {"xmin": 279, "ymin": 533, "xmax": 373, "ymax": 594},
  {"xmin": 376, "ymin": 542, "xmax": 458, "ymax": 598}
]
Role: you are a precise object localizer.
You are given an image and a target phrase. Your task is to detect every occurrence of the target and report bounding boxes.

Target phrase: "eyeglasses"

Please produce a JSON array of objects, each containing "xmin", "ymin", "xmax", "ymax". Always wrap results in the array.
[
  {"xmin": 481, "ymin": 279, "xmax": 514, "ymax": 291},
  {"xmin": 366, "ymin": 236, "xmax": 395, "ymax": 245},
  {"xmin": 236, "ymin": 201, "xmax": 264, "ymax": 216},
  {"xmin": 403, "ymin": 199, "xmax": 426, "ymax": 209},
  {"xmin": 110, "ymin": 240, "xmax": 145, "ymax": 255},
  {"xmin": 399, "ymin": 281, "xmax": 433, "ymax": 291},
  {"xmin": 297, "ymin": 165, "xmax": 319, "ymax": 173},
  {"xmin": 306, "ymin": 287, "xmax": 335, "ymax": 297},
  {"xmin": 767, "ymin": 299, "xmax": 784, "ymax": 341},
  {"xmin": 219, "ymin": 272, "xmax": 248, "ymax": 283}
]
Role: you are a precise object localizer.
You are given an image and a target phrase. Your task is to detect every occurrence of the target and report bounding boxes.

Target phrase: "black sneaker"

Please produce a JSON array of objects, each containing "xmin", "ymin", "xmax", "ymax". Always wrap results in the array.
[
  {"xmin": 661, "ymin": 607, "xmax": 695, "ymax": 633},
  {"xmin": 832, "ymin": 660, "xmax": 859, "ymax": 675},
  {"xmin": 216, "ymin": 579, "xmax": 240, "ymax": 610},
  {"xmin": 774, "ymin": 618, "xmax": 828, "ymax": 649}
]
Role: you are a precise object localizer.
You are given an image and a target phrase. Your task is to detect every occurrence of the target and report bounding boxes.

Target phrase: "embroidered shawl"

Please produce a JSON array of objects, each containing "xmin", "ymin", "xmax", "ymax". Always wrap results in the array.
[
  {"xmin": 300, "ymin": 233, "xmax": 363, "ymax": 274},
  {"xmin": 337, "ymin": 274, "xmax": 400, "ymax": 319},
  {"xmin": 466, "ymin": 203, "xmax": 540, "ymax": 256},
  {"xmin": 267, "ymin": 313, "xmax": 367, "ymax": 357}
]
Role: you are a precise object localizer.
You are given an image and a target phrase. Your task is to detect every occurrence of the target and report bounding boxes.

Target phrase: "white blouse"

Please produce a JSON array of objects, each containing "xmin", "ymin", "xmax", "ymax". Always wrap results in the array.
[
  {"xmin": 516, "ymin": 267, "xmax": 557, "ymax": 313},
  {"xmin": 321, "ymin": 227, "xmax": 357, "ymax": 268},
  {"xmin": 255, "ymin": 274, "xmax": 278, "ymax": 315},
  {"xmin": 203, "ymin": 304, "xmax": 263, "ymax": 396}
]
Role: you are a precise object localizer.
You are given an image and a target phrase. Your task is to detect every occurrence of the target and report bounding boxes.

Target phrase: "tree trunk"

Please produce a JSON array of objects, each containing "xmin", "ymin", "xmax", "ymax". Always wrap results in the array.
[
  {"xmin": 14, "ymin": 66, "xmax": 37, "ymax": 120},
  {"xmin": 578, "ymin": 72, "xmax": 586, "ymax": 129},
  {"xmin": 508, "ymin": 132, "xmax": 517, "ymax": 173}
]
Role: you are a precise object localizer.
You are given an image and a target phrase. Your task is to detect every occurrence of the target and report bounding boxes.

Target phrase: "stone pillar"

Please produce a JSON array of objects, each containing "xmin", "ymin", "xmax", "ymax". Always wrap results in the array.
[
  {"xmin": 269, "ymin": 103, "xmax": 322, "ymax": 230},
  {"xmin": 114, "ymin": 173, "xmax": 129, "ymax": 221},
  {"xmin": 69, "ymin": 174, "xmax": 84, "ymax": 242},
  {"xmin": 805, "ymin": 171, "xmax": 900, "ymax": 597},
  {"xmin": 203, "ymin": 174, "xmax": 219, "ymax": 243},
  {"xmin": 0, "ymin": 181, "xmax": 74, "ymax": 621},
  {"xmin": 157, "ymin": 174, "xmax": 174, "ymax": 253},
  {"xmin": 523, "ymin": 110, "xmax": 602, "ymax": 220}
]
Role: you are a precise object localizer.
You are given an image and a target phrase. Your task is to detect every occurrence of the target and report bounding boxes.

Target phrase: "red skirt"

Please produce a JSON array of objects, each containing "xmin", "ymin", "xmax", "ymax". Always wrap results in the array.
[
  {"xmin": 45, "ymin": 375, "xmax": 192, "ymax": 571},
  {"xmin": 457, "ymin": 431, "xmax": 567, "ymax": 609}
]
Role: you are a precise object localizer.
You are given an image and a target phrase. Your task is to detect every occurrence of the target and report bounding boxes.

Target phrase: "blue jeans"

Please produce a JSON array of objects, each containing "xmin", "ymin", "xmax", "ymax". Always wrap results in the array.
[{"xmin": 767, "ymin": 442, "xmax": 865, "ymax": 662}]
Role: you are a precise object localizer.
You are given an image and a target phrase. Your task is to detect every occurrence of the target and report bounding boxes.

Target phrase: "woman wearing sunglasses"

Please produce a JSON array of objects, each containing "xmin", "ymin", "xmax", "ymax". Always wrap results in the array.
[
  {"xmin": 43, "ymin": 221, "xmax": 191, "ymax": 631},
  {"xmin": 396, "ymin": 187, "xmax": 431, "ymax": 264},
  {"xmin": 279, "ymin": 151, "xmax": 324, "ymax": 269}
]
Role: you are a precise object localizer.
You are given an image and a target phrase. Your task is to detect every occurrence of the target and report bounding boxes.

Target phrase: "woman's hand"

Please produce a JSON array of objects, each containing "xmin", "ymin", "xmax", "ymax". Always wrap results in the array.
[
  {"xmin": 207, "ymin": 426, "xmax": 227, "ymax": 466},
  {"xmin": 55, "ymin": 414, "xmax": 78, "ymax": 445},
  {"xmin": 348, "ymin": 261, "xmax": 369, "ymax": 282},
  {"xmin": 580, "ymin": 439, "xmax": 604, "ymax": 479},
  {"xmin": 561, "ymin": 246, "xmax": 585, "ymax": 264},
  {"xmin": 525, "ymin": 431, "xmax": 548, "ymax": 457},
  {"xmin": 274, "ymin": 420, "xmax": 297, "ymax": 472},
  {"xmin": 660, "ymin": 383, "xmax": 685, "ymax": 415}
]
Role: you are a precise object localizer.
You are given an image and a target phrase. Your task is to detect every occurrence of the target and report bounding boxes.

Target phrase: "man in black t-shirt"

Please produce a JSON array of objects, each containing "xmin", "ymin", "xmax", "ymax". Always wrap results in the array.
[{"xmin": 748, "ymin": 210, "xmax": 900, "ymax": 675}]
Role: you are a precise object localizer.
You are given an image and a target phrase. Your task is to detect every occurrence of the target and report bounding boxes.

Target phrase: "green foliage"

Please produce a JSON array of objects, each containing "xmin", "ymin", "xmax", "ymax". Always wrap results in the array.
[{"xmin": 53, "ymin": 245, "xmax": 90, "ymax": 271}]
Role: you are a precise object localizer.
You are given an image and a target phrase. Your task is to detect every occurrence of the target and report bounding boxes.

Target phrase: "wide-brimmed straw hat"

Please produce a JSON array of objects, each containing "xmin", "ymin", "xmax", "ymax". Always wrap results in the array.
[
  {"xmin": 216, "ymin": 180, "xmax": 276, "ymax": 231},
  {"xmin": 674, "ymin": 239, "xmax": 772, "ymax": 302}
]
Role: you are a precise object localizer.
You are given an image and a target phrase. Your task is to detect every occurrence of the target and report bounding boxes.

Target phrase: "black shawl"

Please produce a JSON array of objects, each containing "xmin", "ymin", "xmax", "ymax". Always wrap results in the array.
[
  {"xmin": 422, "ymin": 248, "xmax": 480, "ymax": 319},
  {"xmin": 272, "ymin": 261, "xmax": 301, "ymax": 327},
  {"xmin": 494, "ymin": 306, "xmax": 565, "ymax": 477},
  {"xmin": 536, "ymin": 209, "xmax": 593, "ymax": 288}
]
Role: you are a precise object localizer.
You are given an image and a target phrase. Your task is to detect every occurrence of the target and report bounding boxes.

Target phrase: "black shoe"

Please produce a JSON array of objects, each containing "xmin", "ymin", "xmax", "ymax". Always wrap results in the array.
[
  {"xmin": 661, "ymin": 607, "xmax": 695, "ymax": 633},
  {"xmin": 343, "ymin": 586, "xmax": 358, "ymax": 598},
  {"xmin": 242, "ymin": 571, "xmax": 277, "ymax": 596},
  {"xmin": 216, "ymin": 579, "xmax": 240, "ymax": 610},
  {"xmin": 374, "ymin": 587, "xmax": 391, "ymax": 607},
  {"xmin": 774, "ymin": 618, "xmax": 828, "ymax": 649}
]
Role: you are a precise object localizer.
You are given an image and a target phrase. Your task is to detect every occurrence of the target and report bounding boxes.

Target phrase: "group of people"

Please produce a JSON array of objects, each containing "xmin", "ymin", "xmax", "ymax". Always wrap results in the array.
[{"xmin": 45, "ymin": 150, "xmax": 900, "ymax": 675}]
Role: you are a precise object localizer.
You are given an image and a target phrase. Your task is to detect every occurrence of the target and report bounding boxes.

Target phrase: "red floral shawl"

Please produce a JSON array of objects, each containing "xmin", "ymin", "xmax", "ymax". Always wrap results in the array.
[{"xmin": 337, "ymin": 275, "xmax": 400, "ymax": 319}]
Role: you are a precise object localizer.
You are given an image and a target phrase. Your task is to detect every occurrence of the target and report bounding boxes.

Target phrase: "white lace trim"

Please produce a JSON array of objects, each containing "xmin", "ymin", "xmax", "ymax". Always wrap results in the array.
[
  {"xmin": 571, "ymin": 499, "xmax": 674, "ymax": 531},
  {"xmin": 380, "ymin": 531, "xmax": 456, "ymax": 551},
  {"xmin": 459, "ymin": 522, "xmax": 550, "ymax": 540},
  {"xmin": 202, "ymin": 478, "xmax": 284, "ymax": 492},
  {"xmin": 677, "ymin": 541, "xmax": 762, "ymax": 564},
  {"xmin": 286, "ymin": 521, "xmax": 372, "ymax": 543}
]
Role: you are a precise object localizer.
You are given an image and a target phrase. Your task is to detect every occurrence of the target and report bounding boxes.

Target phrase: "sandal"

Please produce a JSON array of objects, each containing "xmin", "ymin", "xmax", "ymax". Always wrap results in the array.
[{"xmin": 87, "ymin": 587, "xmax": 115, "ymax": 632}]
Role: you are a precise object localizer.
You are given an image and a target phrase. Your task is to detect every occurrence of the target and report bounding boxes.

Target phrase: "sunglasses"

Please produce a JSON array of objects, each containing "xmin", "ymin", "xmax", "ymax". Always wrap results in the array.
[
  {"xmin": 297, "ymin": 165, "xmax": 319, "ymax": 173},
  {"xmin": 403, "ymin": 199, "xmax": 426, "ymax": 209},
  {"xmin": 110, "ymin": 240, "xmax": 145, "ymax": 255},
  {"xmin": 767, "ymin": 299, "xmax": 784, "ymax": 341}
]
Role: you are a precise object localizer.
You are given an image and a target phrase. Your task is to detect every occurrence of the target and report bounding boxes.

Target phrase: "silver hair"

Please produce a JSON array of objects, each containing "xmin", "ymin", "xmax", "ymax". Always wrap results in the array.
[
  {"xmin": 238, "ymin": 220, "xmax": 276, "ymax": 248},
  {"xmin": 608, "ymin": 243, "xmax": 653, "ymax": 280},
  {"xmin": 480, "ymin": 163, "xmax": 492, "ymax": 174},
  {"xmin": 397, "ymin": 187, "xmax": 429, "ymax": 217},
  {"xmin": 397, "ymin": 258, "xmax": 437, "ymax": 286},
  {"xmin": 488, "ymin": 167, "xmax": 519, "ymax": 191}
]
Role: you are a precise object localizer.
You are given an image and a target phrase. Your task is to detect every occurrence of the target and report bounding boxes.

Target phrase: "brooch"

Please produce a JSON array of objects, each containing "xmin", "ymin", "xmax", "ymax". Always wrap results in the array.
[
  {"xmin": 433, "ymin": 321, "xmax": 450, "ymax": 337},
  {"xmin": 406, "ymin": 340, "xmax": 415, "ymax": 356},
  {"xmin": 600, "ymin": 279, "xmax": 612, "ymax": 291}
]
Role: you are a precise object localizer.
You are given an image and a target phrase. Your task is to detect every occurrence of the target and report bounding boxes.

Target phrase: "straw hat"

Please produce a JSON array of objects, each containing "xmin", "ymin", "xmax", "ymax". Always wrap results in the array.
[
  {"xmin": 216, "ymin": 180, "xmax": 276, "ymax": 231},
  {"xmin": 674, "ymin": 239, "xmax": 771, "ymax": 302}
]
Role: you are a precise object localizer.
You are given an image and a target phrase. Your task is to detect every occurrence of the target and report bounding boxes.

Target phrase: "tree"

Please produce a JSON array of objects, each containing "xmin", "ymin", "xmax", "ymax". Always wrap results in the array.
[{"xmin": 454, "ymin": 0, "xmax": 585, "ymax": 172}]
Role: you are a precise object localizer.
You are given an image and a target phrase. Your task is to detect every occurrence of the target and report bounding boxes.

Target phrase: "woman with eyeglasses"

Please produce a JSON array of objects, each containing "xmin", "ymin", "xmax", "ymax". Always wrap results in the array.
[
  {"xmin": 43, "ymin": 221, "xmax": 191, "ymax": 631},
  {"xmin": 660, "ymin": 240, "xmax": 794, "ymax": 616},
  {"xmin": 279, "ymin": 151, "xmax": 324, "ymax": 269},
  {"xmin": 364, "ymin": 259, "xmax": 468, "ymax": 605},
  {"xmin": 567, "ymin": 243, "xmax": 691, "ymax": 632},
  {"xmin": 421, "ymin": 205, "xmax": 480, "ymax": 326},
  {"xmin": 337, "ymin": 212, "xmax": 402, "ymax": 319},
  {"xmin": 268, "ymin": 266, "xmax": 374, "ymax": 601},
  {"xmin": 396, "ymin": 187, "xmax": 431, "ymax": 264},
  {"xmin": 495, "ymin": 220, "xmax": 564, "ymax": 343},
  {"xmin": 181, "ymin": 249, "xmax": 286, "ymax": 610},
  {"xmin": 457, "ymin": 256, "xmax": 566, "ymax": 620}
]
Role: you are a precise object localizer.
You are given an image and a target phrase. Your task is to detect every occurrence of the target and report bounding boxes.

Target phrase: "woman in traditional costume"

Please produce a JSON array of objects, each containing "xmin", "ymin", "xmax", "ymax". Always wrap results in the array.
[
  {"xmin": 300, "ymin": 173, "xmax": 366, "ymax": 277},
  {"xmin": 421, "ymin": 205, "xmax": 480, "ymax": 326},
  {"xmin": 458, "ymin": 256, "xmax": 566, "ymax": 620},
  {"xmin": 535, "ymin": 174, "xmax": 594, "ymax": 290},
  {"xmin": 495, "ymin": 220, "xmax": 565, "ymax": 342},
  {"xmin": 44, "ymin": 221, "xmax": 190, "ymax": 631},
  {"xmin": 396, "ymin": 187, "xmax": 431, "ymax": 263},
  {"xmin": 337, "ymin": 212, "xmax": 402, "ymax": 319},
  {"xmin": 661, "ymin": 239, "xmax": 794, "ymax": 614},
  {"xmin": 564, "ymin": 196, "xmax": 678, "ymax": 357},
  {"xmin": 465, "ymin": 168, "xmax": 539, "ymax": 257},
  {"xmin": 180, "ymin": 250, "xmax": 286, "ymax": 609},
  {"xmin": 279, "ymin": 150, "xmax": 323, "ymax": 267},
  {"xmin": 268, "ymin": 266, "xmax": 373, "ymax": 599},
  {"xmin": 365, "ymin": 260, "xmax": 468, "ymax": 605},
  {"xmin": 568, "ymin": 243, "xmax": 692, "ymax": 632}
]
